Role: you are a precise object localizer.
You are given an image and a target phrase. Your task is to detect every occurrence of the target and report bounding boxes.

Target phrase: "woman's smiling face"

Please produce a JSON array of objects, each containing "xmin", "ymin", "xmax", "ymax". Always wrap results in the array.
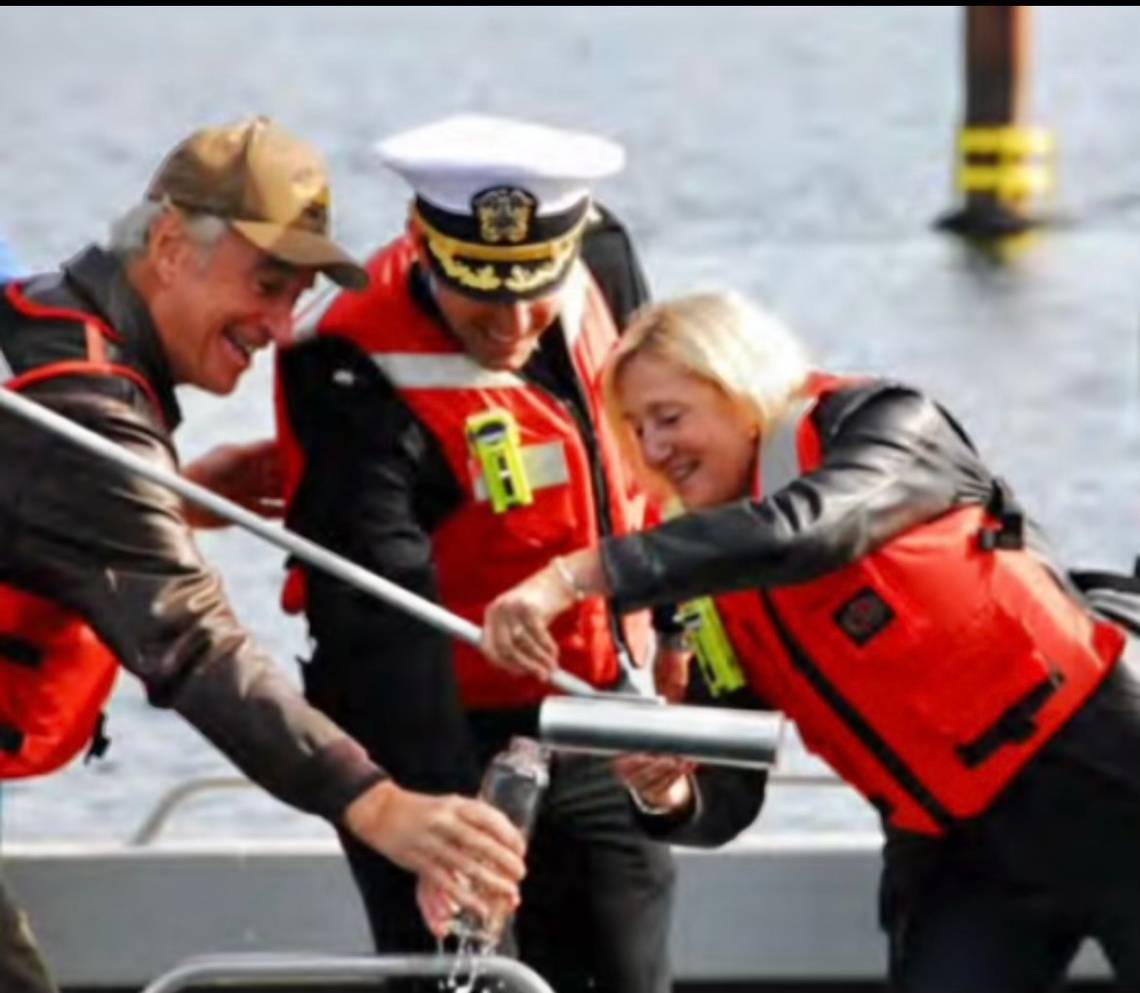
[{"xmin": 616, "ymin": 350, "xmax": 758, "ymax": 509}]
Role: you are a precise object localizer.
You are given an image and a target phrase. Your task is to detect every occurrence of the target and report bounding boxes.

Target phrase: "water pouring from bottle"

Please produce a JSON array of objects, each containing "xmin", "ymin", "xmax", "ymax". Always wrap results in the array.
[{"xmin": 440, "ymin": 737, "xmax": 550, "ymax": 992}]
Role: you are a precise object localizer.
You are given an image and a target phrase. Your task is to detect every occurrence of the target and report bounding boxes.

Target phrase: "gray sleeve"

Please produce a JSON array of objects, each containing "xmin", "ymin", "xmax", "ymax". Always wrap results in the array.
[{"xmin": 0, "ymin": 379, "xmax": 385, "ymax": 820}]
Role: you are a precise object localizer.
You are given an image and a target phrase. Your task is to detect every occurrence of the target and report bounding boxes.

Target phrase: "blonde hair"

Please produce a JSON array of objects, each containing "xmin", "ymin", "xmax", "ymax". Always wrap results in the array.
[{"xmin": 602, "ymin": 290, "xmax": 811, "ymax": 492}]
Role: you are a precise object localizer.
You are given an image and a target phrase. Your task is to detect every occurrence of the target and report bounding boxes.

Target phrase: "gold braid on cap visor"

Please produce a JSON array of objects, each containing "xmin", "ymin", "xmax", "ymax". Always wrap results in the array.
[{"xmin": 412, "ymin": 207, "xmax": 586, "ymax": 295}]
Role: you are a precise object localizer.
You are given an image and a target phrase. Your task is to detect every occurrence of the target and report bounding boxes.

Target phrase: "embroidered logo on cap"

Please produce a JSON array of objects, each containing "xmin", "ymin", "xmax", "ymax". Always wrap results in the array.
[{"xmin": 473, "ymin": 187, "xmax": 537, "ymax": 244}]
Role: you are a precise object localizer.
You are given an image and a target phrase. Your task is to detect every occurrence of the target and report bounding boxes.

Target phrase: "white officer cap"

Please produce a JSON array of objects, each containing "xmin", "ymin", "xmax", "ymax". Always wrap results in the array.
[{"xmin": 375, "ymin": 114, "xmax": 625, "ymax": 299}]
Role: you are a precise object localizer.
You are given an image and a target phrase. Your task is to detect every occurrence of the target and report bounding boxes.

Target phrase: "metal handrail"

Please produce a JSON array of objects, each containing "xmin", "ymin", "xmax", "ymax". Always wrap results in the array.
[
  {"xmin": 129, "ymin": 776, "xmax": 258, "ymax": 845},
  {"xmin": 141, "ymin": 952, "xmax": 555, "ymax": 993},
  {"xmin": 767, "ymin": 772, "xmax": 851, "ymax": 788},
  {"xmin": 128, "ymin": 769, "xmax": 852, "ymax": 846}
]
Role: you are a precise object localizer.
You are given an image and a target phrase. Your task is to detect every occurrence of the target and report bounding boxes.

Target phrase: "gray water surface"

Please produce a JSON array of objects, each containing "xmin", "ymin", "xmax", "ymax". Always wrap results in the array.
[{"xmin": 2, "ymin": 6, "xmax": 1139, "ymax": 843}]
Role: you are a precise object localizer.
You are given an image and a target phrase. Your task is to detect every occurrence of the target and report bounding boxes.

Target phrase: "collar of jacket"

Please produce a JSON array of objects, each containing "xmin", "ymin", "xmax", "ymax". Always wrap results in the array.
[{"xmin": 61, "ymin": 244, "xmax": 182, "ymax": 431}]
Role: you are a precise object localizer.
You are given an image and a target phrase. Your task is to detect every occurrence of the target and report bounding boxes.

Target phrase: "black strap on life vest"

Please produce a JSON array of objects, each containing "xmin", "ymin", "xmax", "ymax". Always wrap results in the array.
[
  {"xmin": 0, "ymin": 718, "xmax": 110, "ymax": 762},
  {"xmin": 955, "ymin": 672, "xmax": 1064, "ymax": 768},
  {"xmin": 759, "ymin": 590, "xmax": 956, "ymax": 833},
  {"xmin": 978, "ymin": 477, "xmax": 1025, "ymax": 551},
  {"xmin": 84, "ymin": 713, "xmax": 111, "ymax": 763},
  {"xmin": 0, "ymin": 634, "xmax": 40, "ymax": 755},
  {"xmin": 0, "ymin": 724, "xmax": 23, "ymax": 754},
  {"xmin": 0, "ymin": 633, "xmax": 43, "ymax": 668}
]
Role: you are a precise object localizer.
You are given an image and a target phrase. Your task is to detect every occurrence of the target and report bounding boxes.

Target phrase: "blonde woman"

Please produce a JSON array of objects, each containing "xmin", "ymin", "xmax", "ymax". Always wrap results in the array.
[{"xmin": 481, "ymin": 290, "xmax": 1140, "ymax": 991}]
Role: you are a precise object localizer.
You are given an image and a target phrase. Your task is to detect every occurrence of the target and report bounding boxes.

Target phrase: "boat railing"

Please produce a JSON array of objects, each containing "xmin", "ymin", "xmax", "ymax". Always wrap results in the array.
[
  {"xmin": 129, "ymin": 776, "xmax": 267, "ymax": 845},
  {"xmin": 128, "ymin": 769, "xmax": 849, "ymax": 846},
  {"xmin": 141, "ymin": 952, "xmax": 554, "ymax": 993}
]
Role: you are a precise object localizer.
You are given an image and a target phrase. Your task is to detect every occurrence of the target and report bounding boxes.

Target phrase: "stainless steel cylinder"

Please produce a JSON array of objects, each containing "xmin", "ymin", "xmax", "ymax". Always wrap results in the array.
[{"xmin": 538, "ymin": 695, "xmax": 783, "ymax": 768}]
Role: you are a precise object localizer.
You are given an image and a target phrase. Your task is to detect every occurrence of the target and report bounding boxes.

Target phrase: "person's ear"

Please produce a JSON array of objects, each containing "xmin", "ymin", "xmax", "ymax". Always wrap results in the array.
[
  {"xmin": 148, "ymin": 209, "xmax": 189, "ymax": 286},
  {"xmin": 738, "ymin": 402, "xmax": 762, "ymax": 444},
  {"xmin": 409, "ymin": 229, "xmax": 431, "ymax": 269}
]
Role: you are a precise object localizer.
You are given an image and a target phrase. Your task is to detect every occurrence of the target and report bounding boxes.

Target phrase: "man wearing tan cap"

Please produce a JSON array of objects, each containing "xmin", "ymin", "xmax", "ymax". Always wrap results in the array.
[
  {"xmin": 277, "ymin": 115, "xmax": 677, "ymax": 993},
  {"xmin": 0, "ymin": 116, "xmax": 525, "ymax": 993}
]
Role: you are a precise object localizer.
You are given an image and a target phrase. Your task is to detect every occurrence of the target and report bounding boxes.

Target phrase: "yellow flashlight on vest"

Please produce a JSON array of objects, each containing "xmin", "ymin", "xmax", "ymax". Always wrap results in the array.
[
  {"xmin": 676, "ymin": 597, "xmax": 747, "ymax": 697},
  {"xmin": 466, "ymin": 409, "xmax": 534, "ymax": 513}
]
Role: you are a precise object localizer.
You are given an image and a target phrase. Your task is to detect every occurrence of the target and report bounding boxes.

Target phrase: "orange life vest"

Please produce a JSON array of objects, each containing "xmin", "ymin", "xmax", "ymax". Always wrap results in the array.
[
  {"xmin": 713, "ymin": 374, "xmax": 1123, "ymax": 834},
  {"xmin": 0, "ymin": 282, "xmax": 163, "ymax": 779},
  {"xmin": 277, "ymin": 236, "xmax": 650, "ymax": 709}
]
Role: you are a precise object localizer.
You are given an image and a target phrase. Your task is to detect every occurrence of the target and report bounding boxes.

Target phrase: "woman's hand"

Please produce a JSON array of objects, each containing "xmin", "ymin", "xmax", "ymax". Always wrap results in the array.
[
  {"xmin": 182, "ymin": 438, "xmax": 284, "ymax": 527},
  {"xmin": 652, "ymin": 640, "xmax": 693, "ymax": 703},
  {"xmin": 614, "ymin": 753, "xmax": 696, "ymax": 815},
  {"xmin": 481, "ymin": 549, "xmax": 606, "ymax": 681},
  {"xmin": 480, "ymin": 567, "xmax": 567, "ymax": 681}
]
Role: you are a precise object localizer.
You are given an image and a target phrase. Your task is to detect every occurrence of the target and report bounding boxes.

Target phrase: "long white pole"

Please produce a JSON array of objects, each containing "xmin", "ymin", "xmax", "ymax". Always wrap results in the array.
[{"xmin": 0, "ymin": 385, "xmax": 597, "ymax": 698}]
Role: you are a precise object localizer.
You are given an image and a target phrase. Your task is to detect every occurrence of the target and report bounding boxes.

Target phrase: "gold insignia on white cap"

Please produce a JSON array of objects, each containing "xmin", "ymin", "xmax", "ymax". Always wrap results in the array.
[{"xmin": 375, "ymin": 115, "xmax": 625, "ymax": 299}]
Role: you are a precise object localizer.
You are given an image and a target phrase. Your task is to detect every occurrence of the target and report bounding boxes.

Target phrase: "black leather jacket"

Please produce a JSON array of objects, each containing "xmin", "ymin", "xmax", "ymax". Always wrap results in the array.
[
  {"xmin": 0, "ymin": 245, "xmax": 384, "ymax": 819},
  {"xmin": 624, "ymin": 381, "xmax": 1000, "ymax": 846},
  {"xmin": 622, "ymin": 383, "xmax": 1140, "ymax": 882}
]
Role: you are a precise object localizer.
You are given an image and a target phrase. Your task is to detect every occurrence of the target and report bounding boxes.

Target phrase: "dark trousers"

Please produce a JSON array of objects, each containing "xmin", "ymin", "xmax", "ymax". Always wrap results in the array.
[
  {"xmin": 885, "ymin": 658, "xmax": 1140, "ymax": 992},
  {"xmin": 0, "ymin": 873, "xmax": 57, "ymax": 993},
  {"xmin": 340, "ymin": 706, "xmax": 675, "ymax": 993}
]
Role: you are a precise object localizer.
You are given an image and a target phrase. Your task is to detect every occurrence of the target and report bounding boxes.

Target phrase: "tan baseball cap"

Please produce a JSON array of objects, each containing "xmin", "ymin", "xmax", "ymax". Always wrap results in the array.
[{"xmin": 147, "ymin": 116, "xmax": 367, "ymax": 290}]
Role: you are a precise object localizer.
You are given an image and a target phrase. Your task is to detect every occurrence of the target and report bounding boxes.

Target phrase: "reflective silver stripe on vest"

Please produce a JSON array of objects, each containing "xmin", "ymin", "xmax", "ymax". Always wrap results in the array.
[
  {"xmin": 0, "ymin": 343, "xmax": 12, "ymax": 383},
  {"xmin": 369, "ymin": 262, "xmax": 589, "ymax": 390},
  {"xmin": 558, "ymin": 261, "xmax": 588, "ymax": 350},
  {"xmin": 292, "ymin": 284, "xmax": 341, "ymax": 342},
  {"xmin": 472, "ymin": 440, "xmax": 570, "ymax": 502},
  {"xmin": 373, "ymin": 352, "xmax": 526, "ymax": 390},
  {"xmin": 758, "ymin": 396, "xmax": 816, "ymax": 498}
]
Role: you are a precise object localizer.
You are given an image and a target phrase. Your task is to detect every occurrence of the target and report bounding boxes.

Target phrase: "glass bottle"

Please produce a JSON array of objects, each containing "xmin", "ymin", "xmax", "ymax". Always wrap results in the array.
[{"xmin": 449, "ymin": 736, "xmax": 549, "ymax": 950}]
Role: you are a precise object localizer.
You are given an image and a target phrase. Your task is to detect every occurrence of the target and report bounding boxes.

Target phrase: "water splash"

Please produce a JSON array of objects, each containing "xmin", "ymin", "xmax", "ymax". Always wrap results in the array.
[{"xmin": 438, "ymin": 911, "xmax": 496, "ymax": 993}]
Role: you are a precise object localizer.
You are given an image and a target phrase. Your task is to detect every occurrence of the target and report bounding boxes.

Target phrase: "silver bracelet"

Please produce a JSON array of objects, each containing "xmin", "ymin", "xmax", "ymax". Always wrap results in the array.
[
  {"xmin": 627, "ymin": 774, "xmax": 696, "ymax": 817},
  {"xmin": 552, "ymin": 555, "xmax": 587, "ymax": 602},
  {"xmin": 627, "ymin": 786, "xmax": 677, "ymax": 816}
]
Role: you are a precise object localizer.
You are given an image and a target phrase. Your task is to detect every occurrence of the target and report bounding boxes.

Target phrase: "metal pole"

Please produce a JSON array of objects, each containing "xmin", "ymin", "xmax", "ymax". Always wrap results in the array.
[
  {"xmin": 0, "ymin": 385, "xmax": 596, "ymax": 698},
  {"xmin": 539, "ymin": 696, "xmax": 783, "ymax": 769},
  {"xmin": 140, "ymin": 952, "xmax": 556, "ymax": 993}
]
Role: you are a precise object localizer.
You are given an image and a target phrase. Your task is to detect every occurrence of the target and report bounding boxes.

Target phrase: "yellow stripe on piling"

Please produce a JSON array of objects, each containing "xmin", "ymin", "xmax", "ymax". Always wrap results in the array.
[{"xmin": 955, "ymin": 125, "xmax": 1055, "ymax": 204}]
